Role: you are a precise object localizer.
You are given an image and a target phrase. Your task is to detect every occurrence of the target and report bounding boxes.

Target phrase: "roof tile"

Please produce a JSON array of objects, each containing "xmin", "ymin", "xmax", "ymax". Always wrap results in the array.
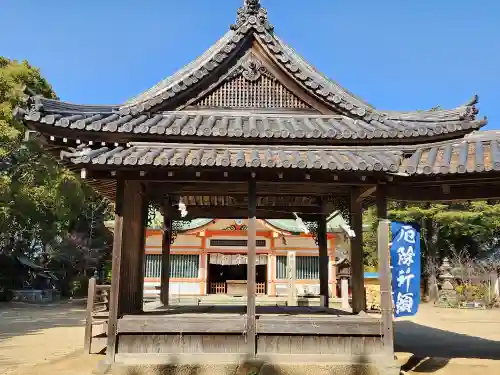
[{"xmin": 25, "ymin": 107, "xmax": 486, "ymax": 142}]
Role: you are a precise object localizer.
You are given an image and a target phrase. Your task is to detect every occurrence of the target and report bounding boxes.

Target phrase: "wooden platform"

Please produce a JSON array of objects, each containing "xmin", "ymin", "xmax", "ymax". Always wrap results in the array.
[{"xmin": 114, "ymin": 305, "xmax": 390, "ymax": 368}]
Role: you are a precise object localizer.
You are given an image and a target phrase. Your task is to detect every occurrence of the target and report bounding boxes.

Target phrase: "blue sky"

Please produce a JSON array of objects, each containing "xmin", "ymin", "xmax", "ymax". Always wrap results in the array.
[{"xmin": 1, "ymin": 0, "xmax": 498, "ymax": 129}]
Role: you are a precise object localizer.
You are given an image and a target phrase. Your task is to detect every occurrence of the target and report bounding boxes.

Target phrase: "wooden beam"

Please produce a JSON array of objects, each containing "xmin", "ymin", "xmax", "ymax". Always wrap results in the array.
[
  {"xmin": 247, "ymin": 178, "xmax": 257, "ymax": 357},
  {"xmin": 87, "ymin": 169, "xmax": 378, "ymax": 187},
  {"xmin": 167, "ymin": 206, "xmax": 324, "ymax": 220},
  {"xmin": 317, "ymin": 213, "xmax": 329, "ymax": 308},
  {"xmin": 387, "ymin": 183, "xmax": 500, "ymax": 202},
  {"xmin": 350, "ymin": 188, "xmax": 365, "ymax": 314},
  {"xmin": 257, "ymin": 317, "xmax": 381, "ymax": 335},
  {"xmin": 106, "ymin": 179, "xmax": 124, "ymax": 364},
  {"xmin": 116, "ymin": 314, "xmax": 381, "ymax": 335},
  {"xmin": 357, "ymin": 185, "xmax": 377, "ymax": 203},
  {"xmin": 160, "ymin": 206, "xmax": 172, "ymax": 306}
]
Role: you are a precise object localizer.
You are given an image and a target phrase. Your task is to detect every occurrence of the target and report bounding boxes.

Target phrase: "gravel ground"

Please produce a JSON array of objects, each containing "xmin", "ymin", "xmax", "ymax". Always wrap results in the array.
[{"xmin": 0, "ymin": 300, "xmax": 87, "ymax": 375}]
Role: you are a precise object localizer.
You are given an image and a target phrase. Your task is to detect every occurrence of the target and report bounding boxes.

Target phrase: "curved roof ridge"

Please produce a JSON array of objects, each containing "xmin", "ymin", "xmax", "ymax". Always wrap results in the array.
[
  {"xmin": 273, "ymin": 34, "xmax": 480, "ymax": 122},
  {"xmin": 464, "ymin": 130, "xmax": 500, "ymax": 140},
  {"xmin": 122, "ymin": 30, "xmax": 236, "ymax": 108},
  {"xmin": 274, "ymin": 35, "xmax": 375, "ymax": 110},
  {"xmin": 383, "ymin": 95, "xmax": 480, "ymax": 122},
  {"xmin": 31, "ymin": 97, "xmax": 119, "ymax": 114}
]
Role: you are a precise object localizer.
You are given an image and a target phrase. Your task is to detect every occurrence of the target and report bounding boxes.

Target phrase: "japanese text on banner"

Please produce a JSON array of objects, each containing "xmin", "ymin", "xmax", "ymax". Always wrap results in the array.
[{"xmin": 390, "ymin": 222, "xmax": 421, "ymax": 318}]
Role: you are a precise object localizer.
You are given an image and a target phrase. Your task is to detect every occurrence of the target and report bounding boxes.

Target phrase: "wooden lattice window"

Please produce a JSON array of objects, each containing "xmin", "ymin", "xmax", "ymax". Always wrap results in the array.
[
  {"xmin": 210, "ymin": 281, "xmax": 227, "ymax": 294},
  {"xmin": 256, "ymin": 282, "xmax": 266, "ymax": 294},
  {"xmin": 144, "ymin": 254, "xmax": 199, "ymax": 278},
  {"xmin": 276, "ymin": 255, "xmax": 319, "ymax": 280},
  {"xmin": 194, "ymin": 74, "xmax": 311, "ymax": 109}
]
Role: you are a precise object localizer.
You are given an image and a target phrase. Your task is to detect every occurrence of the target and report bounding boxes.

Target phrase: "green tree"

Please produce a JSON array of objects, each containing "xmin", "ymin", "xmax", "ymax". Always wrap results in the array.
[{"xmin": 0, "ymin": 57, "xmax": 113, "ymax": 294}]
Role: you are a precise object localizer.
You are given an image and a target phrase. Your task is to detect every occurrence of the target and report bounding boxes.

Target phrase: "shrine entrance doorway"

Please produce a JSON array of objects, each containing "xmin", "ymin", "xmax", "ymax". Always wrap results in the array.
[{"xmin": 207, "ymin": 254, "xmax": 267, "ymax": 296}]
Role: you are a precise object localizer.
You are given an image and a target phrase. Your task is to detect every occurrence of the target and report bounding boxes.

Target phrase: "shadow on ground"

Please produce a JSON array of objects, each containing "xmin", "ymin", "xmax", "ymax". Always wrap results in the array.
[
  {"xmin": 0, "ymin": 300, "xmax": 86, "ymax": 341},
  {"xmin": 395, "ymin": 320, "xmax": 500, "ymax": 373},
  {"xmin": 395, "ymin": 320, "xmax": 500, "ymax": 360}
]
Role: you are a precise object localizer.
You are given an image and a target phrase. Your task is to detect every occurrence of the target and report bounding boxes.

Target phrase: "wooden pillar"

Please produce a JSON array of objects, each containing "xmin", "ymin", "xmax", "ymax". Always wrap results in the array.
[
  {"xmin": 106, "ymin": 180, "xmax": 124, "ymax": 363},
  {"xmin": 286, "ymin": 251, "xmax": 297, "ymax": 306},
  {"xmin": 350, "ymin": 188, "xmax": 365, "ymax": 313},
  {"xmin": 247, "ymin": 178, "xmax": 257, "ymax": 357},
  {"xmin": 317, "ymin": 214, "xmax": 329, "ymax": 307},
  {"xmin": 376, "ymin": 184, "xmax": 394, "ymax": 357},
  {"xmin": 118, "ymin": 181, "xmax": 147, "ymax": 315},
  {"xmin": 341, "ymin": 278, "xmax": 350, "ymax": 309},
  {"xmin": 84, "ymin": 277, "xmax": 97, "ymax": 354},
  {"xmin": 160, "ymin": 212, "xmax": 172, "ymax": 306},
  {"xmin": 329, "ymin": 238, "xmax": 337, "ymax": 299},
  {"xmin": 106, "ymin": 180, "xmax": 147, "ymax": 363},
  {"xmin": 199, "ymin": 251, "xmax": 207, "ymax": 295},
  {"xmin": 137, "ymin": 190, "xmax": 149, "ymax": 307}
]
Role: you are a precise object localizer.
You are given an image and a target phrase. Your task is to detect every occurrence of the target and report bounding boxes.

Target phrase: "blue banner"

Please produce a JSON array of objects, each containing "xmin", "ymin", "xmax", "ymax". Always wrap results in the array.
[{"xmin": 390, "ymin": 222, "xmax": 421, "ymax": 318}]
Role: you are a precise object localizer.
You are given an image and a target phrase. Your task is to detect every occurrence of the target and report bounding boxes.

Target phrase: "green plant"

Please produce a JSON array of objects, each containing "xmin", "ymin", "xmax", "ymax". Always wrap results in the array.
[
  {"xmin": 70, "ymin": 275, "xmax": 90, "ymax": 298},
  {"xmin": 456, "ymin": 283, "xmax": 488, "ymax": 303}
]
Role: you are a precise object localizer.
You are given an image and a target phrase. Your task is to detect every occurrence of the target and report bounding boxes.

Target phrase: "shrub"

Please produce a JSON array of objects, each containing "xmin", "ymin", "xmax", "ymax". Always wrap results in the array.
[{"xmin": 70, "ymin": 275, "xmax": 90, "ymax": 298}]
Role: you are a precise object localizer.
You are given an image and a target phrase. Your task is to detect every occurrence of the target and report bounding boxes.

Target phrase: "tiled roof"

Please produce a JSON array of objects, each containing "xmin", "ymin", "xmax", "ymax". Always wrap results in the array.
[
  {"xmin": 60, "ymin": 136, "xmax": 500, "ymax": 177},
  {"xmin": 18, "ymin": 99, "xmax": 486, "ymax": 143},
  {"xmin": 62, "ymin": 143, "xmax": 402, "ymax": 172},
  {"xmin": 403, "ymin": 137, "xmax": 500, "ymax": 175}
]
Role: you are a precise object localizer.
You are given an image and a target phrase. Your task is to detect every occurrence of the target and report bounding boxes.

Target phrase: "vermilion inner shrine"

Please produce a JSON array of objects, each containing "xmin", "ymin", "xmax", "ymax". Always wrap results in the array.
[{"xmin": 15, "ymin": 0, "xmax": 500, "ymax": 373}]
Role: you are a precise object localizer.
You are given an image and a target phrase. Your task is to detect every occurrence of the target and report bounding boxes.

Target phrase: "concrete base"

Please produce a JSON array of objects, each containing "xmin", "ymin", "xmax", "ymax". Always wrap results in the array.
[{"xmin": 110, "ymin": 360, "xmax": 400, "ymax": 375}]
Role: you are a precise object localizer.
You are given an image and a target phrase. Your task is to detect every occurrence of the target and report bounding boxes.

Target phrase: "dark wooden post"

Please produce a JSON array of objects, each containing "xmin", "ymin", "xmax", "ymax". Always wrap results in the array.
[
  {"xmin": 317, "ymin": 214, "xmax": 329, "ymax": 308},
  {"xmin": 247, "ymin": 178, "xmax": 257, "ymax": 357},
  {"xmin": 376, "ymin": 184, "xmax": 388, "ymax": 219},
  {"xmin": 106, "ymin": 179, "xmax": 124, "ymax": 364},
  {"xmin": 376, "ymin": 184, "xmax": 394, "ymax": 357},
  {"xmin": 350, "ymin": 188, "xmax": 365, "ymax": 313},
  {"xmin": 106, "ymin": 180, "xmax": 147, "ymax": 363},
  {"xmin": 136, "ymin": 190, "xmax": 148, "ymax": 309},
  {"xmin": 160, "ymin": 210, "xmax": 172, "ymax": 306},
  {"xmin": 118, "ymin": 181, "xmax": 147, "ymax": 315}
]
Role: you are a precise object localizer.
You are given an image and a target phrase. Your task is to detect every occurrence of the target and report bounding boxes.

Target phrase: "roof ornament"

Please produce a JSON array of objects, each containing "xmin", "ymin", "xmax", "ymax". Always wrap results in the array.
[
  {"xmin": 178, "ymin": 197, "xmax": 188, "ymax": 218},
  {"xmin": 244, "ymin": 0, "xmax": 260, "ymax": 13},
  {"xmin": 293, "ymin": 212, "xmax": 309, "ymax": 234},
  {"xmin": 242, "ymin": 56, "xmax": 267, "ymax": 81},
  {"xmin": 231, "ymin": 0, "xmax": 273, "ymax": 32}
]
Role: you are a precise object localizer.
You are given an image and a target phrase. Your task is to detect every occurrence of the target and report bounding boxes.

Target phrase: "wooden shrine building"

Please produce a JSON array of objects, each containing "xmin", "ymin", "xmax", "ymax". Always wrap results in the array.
[{"xmin": 14, "ymin": 0, "xmax": 500, "ymax": 373}]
